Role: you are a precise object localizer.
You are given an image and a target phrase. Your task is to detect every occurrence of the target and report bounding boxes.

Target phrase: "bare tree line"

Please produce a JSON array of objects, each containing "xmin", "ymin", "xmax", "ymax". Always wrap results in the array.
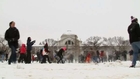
[{"xmin": 0, "ymin": 36, "xmax": 131, "ymax": 55}]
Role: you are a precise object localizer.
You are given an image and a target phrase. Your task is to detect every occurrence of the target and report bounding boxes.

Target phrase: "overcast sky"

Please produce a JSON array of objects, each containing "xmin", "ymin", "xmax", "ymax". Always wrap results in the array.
[{"xmin": 0, "ymin": 0, "xmax": 140, "ymax": 45}]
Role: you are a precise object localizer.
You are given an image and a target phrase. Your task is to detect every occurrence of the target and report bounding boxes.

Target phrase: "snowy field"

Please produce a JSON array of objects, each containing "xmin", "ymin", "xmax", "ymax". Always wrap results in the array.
[{"xmin": 0, "ymin": 61, "xmax": 140, "ymax": 79}]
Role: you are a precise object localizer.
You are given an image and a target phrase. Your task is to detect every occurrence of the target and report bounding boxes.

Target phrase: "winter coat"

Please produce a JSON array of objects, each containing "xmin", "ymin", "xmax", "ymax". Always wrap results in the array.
[
  {"xmin": 20, "ymin": 44, "xmax": 26, "ymax": 54},
  {"xmin": 100, "ymin": 51, "xmax": 104, "ymax": 57},
  {"xmin": 86, "ymin": 53, "xmax": 91, "ymax": 58},
  {"xmin": 44, "ymin": 43, "xmax": 49, "ymax": 52},
  {"xmin": 5, "ymin": 27, "xmax": 20, "ymax": 48},
  {"xmin": 41, "ymin": 43, "xmax": 50, "ymax": 56},
  {"xmin": 128, "ymin": 21, "xmax": 140, "ymax": 44},
  {"xmin": 27, "ymin": 37, "xmax": 35, "ymax": 51},
  {"xmin": 42, "ymin": 48, "xmax": 49, "ymax": 56},
  {"xmin": 57, "ymin": 48, "xmax": 65, "ymax": 56}
]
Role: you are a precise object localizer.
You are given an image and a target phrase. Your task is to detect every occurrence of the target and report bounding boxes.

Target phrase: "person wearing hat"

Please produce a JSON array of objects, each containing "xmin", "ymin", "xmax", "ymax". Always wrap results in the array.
[
  {"xmin": 128, "ymin": 16, "xmax": 140, "ymax": 67},
  {"xmin": 56, "ymin": 47, "xmax": 67, "ymax": 64}
]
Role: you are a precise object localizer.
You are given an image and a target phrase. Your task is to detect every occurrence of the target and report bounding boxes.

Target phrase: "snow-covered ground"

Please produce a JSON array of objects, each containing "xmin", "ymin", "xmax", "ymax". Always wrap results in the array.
[{"xmin": 0, "ymin": 61, "xmax": 140, "ymax": 79}]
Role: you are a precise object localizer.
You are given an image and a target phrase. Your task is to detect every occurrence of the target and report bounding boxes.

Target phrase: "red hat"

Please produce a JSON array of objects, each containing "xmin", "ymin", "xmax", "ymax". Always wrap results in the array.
[{"xmin": 62, "ymin": 47, "xmax": 67, "ymax": 51}]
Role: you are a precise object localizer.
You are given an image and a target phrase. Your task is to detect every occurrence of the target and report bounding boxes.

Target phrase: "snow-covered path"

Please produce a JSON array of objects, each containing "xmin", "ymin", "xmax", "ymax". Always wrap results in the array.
[{"xmin": 0, "ymin": 61, "xmax": 140, "ymax": 79}]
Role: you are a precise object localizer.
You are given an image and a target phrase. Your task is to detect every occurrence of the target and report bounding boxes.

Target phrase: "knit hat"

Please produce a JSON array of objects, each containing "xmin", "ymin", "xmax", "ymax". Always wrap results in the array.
[
  {"xmin": 131, "ymin": 16, "xmax": 137, "ymax": 21},
  {"xmin": 62, "ymin": 47, "xmax": 67, "ymax": 51}
]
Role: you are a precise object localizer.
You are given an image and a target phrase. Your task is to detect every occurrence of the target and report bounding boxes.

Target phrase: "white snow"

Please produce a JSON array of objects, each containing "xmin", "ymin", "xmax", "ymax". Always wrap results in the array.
[{"xmin": 0, "ymin": 61, "xmax": 140, "ymax": 79}]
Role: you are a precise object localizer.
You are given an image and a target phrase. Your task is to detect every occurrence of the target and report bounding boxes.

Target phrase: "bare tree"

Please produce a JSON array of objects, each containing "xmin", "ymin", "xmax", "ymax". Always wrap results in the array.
[
  {"xmin": 102, "ymin": 37, "xmax": 116, "ymax": 51},
  {"xmin": 0, "ymin": 37, "xmax": 9, "ymax": 54},
  {"xmin": 103, "ymin": 36, "xmax": 130, "ymax": 52},
  {"xmin": 45, "ymin": 39, "xmax": 56, "ymax": 46},
  {"xmin": 86, "ymin": 36, "xmax": 102, "ymax": 50}
]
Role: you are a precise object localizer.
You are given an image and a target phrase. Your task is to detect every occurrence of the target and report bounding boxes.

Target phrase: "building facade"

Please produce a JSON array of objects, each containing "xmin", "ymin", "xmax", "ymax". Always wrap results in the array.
[{"xmin": 57, "ymin": 33, "xmax": 82, "ymax": 60}]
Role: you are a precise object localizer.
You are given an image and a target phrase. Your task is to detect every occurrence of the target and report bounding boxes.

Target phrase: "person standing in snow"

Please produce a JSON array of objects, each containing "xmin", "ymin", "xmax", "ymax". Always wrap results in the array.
[
  {"xmin": 100, "ymin": 51, "xmax": 105, "ymax": 63},
  {"xmin": 26, "ymin": 37, "xmax": 35, "ymax": 64},
  {"xmin": 128, "ymin": 16, "xmax": 140, "ymax": 67},
  {"xmin": 96, "ymin": 50, "xmax": 100, "ymax": 63},
  {"xmin": 18, "ymin": 44, "xmax": 26, "ymax": 63},
  {"xmin": 41, "ymin": 43, "xmax": 52, "ymax": 63},
  {"xmin": 86, "ymin": 52, "xmax": 91, "ymax": 63},
  {"xmin": 5, "ymin": 21, "xmax": 20, "ymax": 65},
  {"xmin": 90, "ymin": 49, "xmax": 98, "ymax": 63},
  {"xmin": 56, "ymin": 47, "xmax": 67, "ymax": 64}
]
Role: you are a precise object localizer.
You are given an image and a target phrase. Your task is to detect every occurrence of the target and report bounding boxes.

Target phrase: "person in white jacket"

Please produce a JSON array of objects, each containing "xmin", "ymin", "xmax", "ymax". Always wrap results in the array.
[{"xmin": 41, "ymin": 43, "xmax": 52, "ymax": 64}]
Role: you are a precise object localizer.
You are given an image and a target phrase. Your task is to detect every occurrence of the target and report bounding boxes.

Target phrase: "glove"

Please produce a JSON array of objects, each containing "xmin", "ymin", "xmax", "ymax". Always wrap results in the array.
[
  {"xmin": 33, "ymin": 40, "xmax": 36, "ymax": 43},
  {"xmin": 8, "ymin": 39, "xmax": 12, "ymax": 42}
]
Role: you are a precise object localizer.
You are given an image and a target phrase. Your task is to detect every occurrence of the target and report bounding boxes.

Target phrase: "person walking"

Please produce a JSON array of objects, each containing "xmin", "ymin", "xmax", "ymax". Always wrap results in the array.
[
  {"xmin": 128, "ymin": 16, "xmax": 140, "ymax": 67},
  {"xmin": 5, "ymin": 21, "xmax": 20, "ymax": 65},
  {"xmin": 26, "ymin": 37, "xmax": 35, "ymax": 64}
]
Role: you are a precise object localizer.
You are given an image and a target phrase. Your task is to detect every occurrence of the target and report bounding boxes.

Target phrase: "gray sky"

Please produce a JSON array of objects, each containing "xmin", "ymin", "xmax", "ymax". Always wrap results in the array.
[{"xmin": 0, "ymin": 0, "xmax": 140, "ymax": 45}]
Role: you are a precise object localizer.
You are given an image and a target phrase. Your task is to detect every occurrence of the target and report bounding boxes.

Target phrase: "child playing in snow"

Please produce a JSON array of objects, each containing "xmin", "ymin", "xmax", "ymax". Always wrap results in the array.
[
  {"xmin": 56, "ymin": 47, "xmax": 67, "ymax": 64},
  {"xmin": 41, "ymin": 43, "xmax": 52, "ymax": 64}
]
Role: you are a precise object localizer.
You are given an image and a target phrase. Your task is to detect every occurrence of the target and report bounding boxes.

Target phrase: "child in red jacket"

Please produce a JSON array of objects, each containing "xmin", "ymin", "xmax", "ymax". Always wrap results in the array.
[
  {"xmin": 18, "ymin": 44, "xmax": 26, "ymax": 63},
  {"xmin": 86, "ymin": 53, "xmax": 91, "ymax": 63}
]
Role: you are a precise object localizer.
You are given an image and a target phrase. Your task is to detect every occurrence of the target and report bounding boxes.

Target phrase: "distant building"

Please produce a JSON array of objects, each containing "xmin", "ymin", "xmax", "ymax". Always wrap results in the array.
[{"xmin": 57, "ymin": 33, "xmax": 82, "ymax": 60}]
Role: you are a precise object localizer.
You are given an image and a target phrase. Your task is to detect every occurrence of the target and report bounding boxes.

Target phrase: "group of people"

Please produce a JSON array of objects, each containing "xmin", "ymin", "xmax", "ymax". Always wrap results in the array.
[
  {"xmin": 4, "ymin": 21, "xmax": 36, "ymax": 64},
  {"xmin": 4, "ymin": 21, "xmax": 67, "ymax": 65},
  {"xmin": 80, "ymin": 50, "xmax": 111, "ymax": 63}
]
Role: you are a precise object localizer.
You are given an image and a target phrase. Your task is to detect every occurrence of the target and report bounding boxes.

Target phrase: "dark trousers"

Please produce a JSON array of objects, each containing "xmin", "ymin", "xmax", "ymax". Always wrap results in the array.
[
  {"xmin": 9, "ymin": 46, "xmax": 16, "ymax": 64},
  {"xmin": 26, "ymin": 50, "xmax": 31, "ymax": 63},
  {"xmin": 6, "ymin": 54, "xmax": 8, "ymax": 61},
  {"xmin": 41, "ymin": 55, "xmax": 51, "ymax": 63},
  {"xmin": 57, "ymin": 55, "xmax": 64, "ymax": 63},
  {"xmin": 18, "ymin": 53, "xmax": 26, "ymax": 63}
]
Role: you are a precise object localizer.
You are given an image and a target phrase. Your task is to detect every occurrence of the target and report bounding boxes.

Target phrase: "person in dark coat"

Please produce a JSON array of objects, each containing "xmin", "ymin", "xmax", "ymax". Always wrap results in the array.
[
  {"xmin": 41, "ymin": 43, "xmax": 52, "ymax": 64},
  {"xmin": 26, "ymin": 37, "xmax": 35, "ymax": 64},
  {"xmin": 5, "ymin": 21, "xmax": 20, "ymax": 65},
  {"xmin": 128, "ymin": 16, "xmax": 140, "ymax": 67},
  {"xmin": 56, "ymin": 47, "xmax": 67, "ymax": 64}
]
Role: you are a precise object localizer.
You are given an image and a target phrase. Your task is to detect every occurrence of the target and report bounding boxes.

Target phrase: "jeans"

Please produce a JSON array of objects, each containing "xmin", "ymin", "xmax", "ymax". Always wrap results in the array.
[
  {"xmin": 9, "ymin": 46, "xmax": 16, "ymax": 64},
  {"xmin": 41, "ymin": 55, "xmax": 51, "ymax": 63},
  {"xmin": 93, "ymin": 56, "xmax": 98, "ymax": 63},
  {"xmin": 0, "ymin": 54, "xmax": 5, "ymax": 62},
  {"xmin": 131, "ymin": 41, "xmax": 140, "ymax": 66}
]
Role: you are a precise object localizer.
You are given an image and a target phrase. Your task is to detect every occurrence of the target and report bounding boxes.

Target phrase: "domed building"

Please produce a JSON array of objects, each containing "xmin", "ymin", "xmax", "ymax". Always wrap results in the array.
[{"xmin": 57, "ymin": 32, "xmax": 82, "ymax": 61}]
